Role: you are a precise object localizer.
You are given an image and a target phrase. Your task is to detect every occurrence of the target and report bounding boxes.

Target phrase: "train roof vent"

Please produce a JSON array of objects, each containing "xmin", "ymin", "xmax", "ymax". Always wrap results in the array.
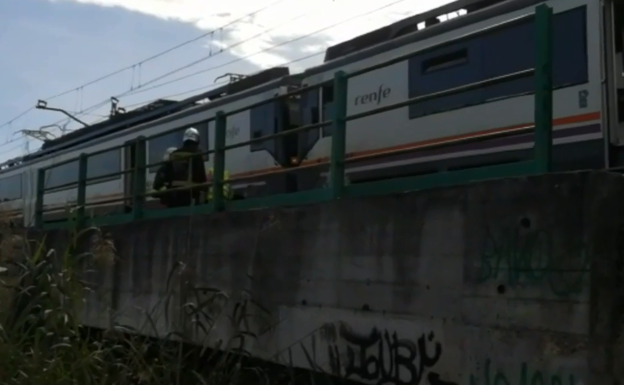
[
  {"xmin": 205, "ymin": 67, "xmax": 291, "ymax": 101},
  {"xmin": 324, "ymin": 0, "xmax": 508, "ymax": 62}
]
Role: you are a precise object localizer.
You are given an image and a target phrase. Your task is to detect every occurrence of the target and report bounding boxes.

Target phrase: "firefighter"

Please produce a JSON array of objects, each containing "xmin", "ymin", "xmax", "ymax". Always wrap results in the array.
[
  {"xmin": 152, "ymin": 147, "xmax": 177, "ymax": 206},
  {"xmin": 153, "ymin": 128, "xmax": 207, "ymax": 207},
  {"xmin": 206, "ymin": 167, "xmax": 234, "ymax": 203}
]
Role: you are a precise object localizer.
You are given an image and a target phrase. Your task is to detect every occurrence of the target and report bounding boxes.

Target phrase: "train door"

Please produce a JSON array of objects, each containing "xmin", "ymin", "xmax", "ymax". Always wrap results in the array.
[
  {"xmin": 605, "ymin": 0, "xmax": 624, "ymax": 154},
  {"xmin": 279, "ymin": 94, "xmax": 301, "ymax": 193},
  {"xmin": 123, "ymin": 139, "xmax": 136, "ymax": 211},
  {"xmin": 23, "ymin": 169, "xmax": 36, "ymax": 227}
]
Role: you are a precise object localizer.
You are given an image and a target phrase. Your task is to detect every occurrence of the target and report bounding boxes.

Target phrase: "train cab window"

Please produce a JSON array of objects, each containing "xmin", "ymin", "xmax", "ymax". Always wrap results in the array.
[
  {"xmin": 249, "ymin": 103, "xmax": 277, "ymax": 158},
  {"xmin": 0, "ymin": 173, "xmax": 22, "ymax": 201},
  {"xmin": 321, "ymin": 85, "xmax": 334, "ymax": 137},
  {"xmin": 422, "ymin": 49, "xmax": 468, "ymax": 73},
  {"xmin": 148, "ymin": 122, "xmax": 209, "ymax": 172}
]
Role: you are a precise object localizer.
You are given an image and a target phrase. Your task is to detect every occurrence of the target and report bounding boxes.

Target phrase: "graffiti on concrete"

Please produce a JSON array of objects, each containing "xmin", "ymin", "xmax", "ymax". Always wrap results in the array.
[
  {"xmin": 470, "ymin": 359, "xmax": 578, "ymax": 385},
  {"xmin": 299, "ymin": 322, "xmax": 456, "ymax": 385},
  {"xmin": 477, "ymin": 226, "xmax": 589, "ymax": 298}
]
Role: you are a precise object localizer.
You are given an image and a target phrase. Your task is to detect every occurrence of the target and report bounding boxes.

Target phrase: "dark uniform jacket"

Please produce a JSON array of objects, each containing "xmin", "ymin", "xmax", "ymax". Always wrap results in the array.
[{"xmin": 153, "ymin": 144, "xmax": 207, "ymax": 207}]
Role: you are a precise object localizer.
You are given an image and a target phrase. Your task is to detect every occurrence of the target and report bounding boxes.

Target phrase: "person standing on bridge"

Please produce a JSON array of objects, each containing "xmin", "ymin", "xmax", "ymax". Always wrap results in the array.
[
  {"xmin": 152, "ymin": 147, "xmax": 177, "ymax": 206},
  {"xmin": 152, "ymin": 127, "xmax": 207, "ymax": 207}
]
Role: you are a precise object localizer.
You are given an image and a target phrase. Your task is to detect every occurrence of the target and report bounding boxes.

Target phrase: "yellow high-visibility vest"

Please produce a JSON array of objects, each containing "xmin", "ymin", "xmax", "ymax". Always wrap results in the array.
[{"xmin": 207, "ymin": 168, "xmax": 233, "ymax": 201}]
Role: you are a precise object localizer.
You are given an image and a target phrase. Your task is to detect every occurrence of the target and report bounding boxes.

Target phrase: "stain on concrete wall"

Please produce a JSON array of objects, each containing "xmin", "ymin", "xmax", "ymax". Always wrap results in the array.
[{"xmin": 42, "ymin": 171, "xmax": 624, "ymax": 385}]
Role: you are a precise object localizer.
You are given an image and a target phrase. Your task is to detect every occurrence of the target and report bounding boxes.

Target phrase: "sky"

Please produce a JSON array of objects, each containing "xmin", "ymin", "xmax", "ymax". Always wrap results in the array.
[{"xmin": 0, "ymin": 0, "xmax": 459, "ymax": 163}]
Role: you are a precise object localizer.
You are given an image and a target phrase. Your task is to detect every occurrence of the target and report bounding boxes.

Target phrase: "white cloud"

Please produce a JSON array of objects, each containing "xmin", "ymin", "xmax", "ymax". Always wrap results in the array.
[{"xmin": 56, "ymin": 0, "xmax": 460, "ymax": 71}]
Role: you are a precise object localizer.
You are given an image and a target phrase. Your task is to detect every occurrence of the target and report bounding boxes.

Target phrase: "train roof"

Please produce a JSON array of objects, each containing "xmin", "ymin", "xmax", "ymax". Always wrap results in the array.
[
  {"xmin": 1, "ymin": 67, "xmax": 300, "ymax": 172},
  {"xmin": 39, "ymin": 98, "xmax": 186, "ymax": 153},
  {"xmin": 305, "ymin": 0, "xmax": 543, "ymax": 79},
  {"xmin": 18, "ymin": 67, "xmax": 295, "ymax": 164}
]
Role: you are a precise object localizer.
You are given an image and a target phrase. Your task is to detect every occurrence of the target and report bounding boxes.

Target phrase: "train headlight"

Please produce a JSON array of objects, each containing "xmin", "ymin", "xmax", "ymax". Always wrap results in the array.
[{"xmin": 290, "ymin": 157, "xmax": 299, "ymax": 165}]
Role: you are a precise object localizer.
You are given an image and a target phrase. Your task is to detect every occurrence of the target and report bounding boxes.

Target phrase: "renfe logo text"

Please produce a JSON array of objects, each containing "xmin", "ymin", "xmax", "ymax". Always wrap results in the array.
[{"xmin": 354, "ymin": 85, "xmax": 391, "ymax": 106}]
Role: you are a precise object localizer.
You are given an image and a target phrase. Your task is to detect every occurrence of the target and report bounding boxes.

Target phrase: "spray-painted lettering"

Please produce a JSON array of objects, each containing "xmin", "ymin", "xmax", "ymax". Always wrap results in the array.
[
  {"xmin": 470, "ymin": 359, "xmax": 578, "ymax": 385},
  {"xmin": 477, "ymin": 227, "xmax": 589, "ymax": 298},
  {"xmin": 300, "ymin": 323, "xmax": 456, "ymax": 385}
]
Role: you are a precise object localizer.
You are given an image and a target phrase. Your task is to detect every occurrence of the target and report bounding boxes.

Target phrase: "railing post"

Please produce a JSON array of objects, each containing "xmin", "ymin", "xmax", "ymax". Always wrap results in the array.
[
  {"xmin": 76, "ymin": 153, "xmax": 88, "ymax": 228},
  {"xmin": 533, "ymin": 4, "xmax": 553, "ymax": 173},
  {"xmin": 132, "ymin": 136, "xmax": 147, "ymax": 221},
  {"xmin": 34, "ymin": 168, "xmax": 45, "ymax": 228},
  {"xmin": 212, "ymin": 111, "xmax": 226, "ymax": 212},
  {"xmin": 329, "ymin": 71, "xmax": 348, "ymax": 199}
]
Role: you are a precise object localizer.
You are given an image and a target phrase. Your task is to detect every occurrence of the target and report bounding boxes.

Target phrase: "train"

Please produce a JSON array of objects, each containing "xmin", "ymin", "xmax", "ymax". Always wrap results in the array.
[{"xmin": 0, "ymin": 0, "xmax": 621, "ymax": 227}]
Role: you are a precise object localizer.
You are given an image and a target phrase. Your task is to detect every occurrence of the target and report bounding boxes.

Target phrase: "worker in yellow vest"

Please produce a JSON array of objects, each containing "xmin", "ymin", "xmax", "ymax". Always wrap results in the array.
[{"xmin": 206, "ymin": 167, "xmax": 234, "ymax": 202}]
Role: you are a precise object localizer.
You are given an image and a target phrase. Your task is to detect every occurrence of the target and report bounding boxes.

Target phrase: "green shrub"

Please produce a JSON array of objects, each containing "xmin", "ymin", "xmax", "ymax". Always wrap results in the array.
[{"xmin": 0, "ymin": 223, "xmax": 276, "ymax": 385}]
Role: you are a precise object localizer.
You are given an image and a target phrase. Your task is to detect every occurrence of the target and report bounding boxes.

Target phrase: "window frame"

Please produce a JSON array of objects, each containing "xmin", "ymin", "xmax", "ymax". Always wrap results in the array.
[
  {"xmin": 249, "ymin": 101, "xmax": 278, "ymax": 157},
  {"xmin": 44, "ymin": 148, "xmax": 123, "ymax": 192},
  {"xmin": 407, "ymin": 5, "xmax": 589, "ymax": 120},
  {"xmin": 0, "ymin": 173, "xmax": 23, "ymax": 202}
]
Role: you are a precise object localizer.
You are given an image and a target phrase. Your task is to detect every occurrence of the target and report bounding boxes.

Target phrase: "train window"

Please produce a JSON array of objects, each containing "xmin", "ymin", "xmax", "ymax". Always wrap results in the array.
[
  {"xmin": 88, "ymin": 149, "xmax": 121, "ymax": 181},
  {"xmin": 46, "ymin": 161, "xmax": 79, "ymax": 190},
  {"xmin": 407, "ymin": 6, "xmax": 588, "ymax": 119},
  {"xmin": 408, "ymin": 40, "xmax": 483, "ymax": 118},
  {"xmin": 484, "ymin": 7, "xmax": 587, "ymax": 99},
  {"xmin": 0, "ymin": 173, "xmax": 22, "ymax": 201},
  {"xmin": 249, "ymin": 103, "xmax": 276, "ymax": 157},
  {"xmin": 422, "ymin": 49, "xmax": 468, "ymax": 73},
  {"xmin": 147, "ymin": 122, "xmax": 209, "ymax": 172}
]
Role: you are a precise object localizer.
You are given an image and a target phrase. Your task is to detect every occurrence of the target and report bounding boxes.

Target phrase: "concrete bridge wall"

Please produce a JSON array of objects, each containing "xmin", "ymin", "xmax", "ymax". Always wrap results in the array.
[{"xmin": 46, "ymin": 172, "xmax": 624, "ymax": 384}]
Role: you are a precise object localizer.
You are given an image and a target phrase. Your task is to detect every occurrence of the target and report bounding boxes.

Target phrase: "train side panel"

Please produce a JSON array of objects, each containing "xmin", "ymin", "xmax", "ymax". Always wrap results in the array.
[
  {"xmin": 38, "ymin": 139, "xmax": 125, "ymax": 221},
  {"xmin": 301, "ymin": 0, "xmax": 602, "ymax": 182}
]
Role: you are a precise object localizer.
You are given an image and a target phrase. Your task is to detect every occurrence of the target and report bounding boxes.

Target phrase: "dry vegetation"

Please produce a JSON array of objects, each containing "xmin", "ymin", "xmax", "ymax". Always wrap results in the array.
[{"xmin": 0, "ymin": 215, "xmax": 313, "ymax": 385}]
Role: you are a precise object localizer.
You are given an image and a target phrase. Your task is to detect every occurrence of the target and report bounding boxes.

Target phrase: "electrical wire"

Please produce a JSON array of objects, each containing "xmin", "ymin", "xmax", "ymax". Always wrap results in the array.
[
  {"xmin": 0, "ymin": 0, "xmax": 419, "ymax": 157},
  {"xmin": 54, "ymin": 0, "xmax": 416, "ymax": 124},
  {"xmin": 120, "ymin": 0, "xmax": 417, "ymax": 96},
  {"xmin": 0, "ymin": 50, "xmax": 324, "ymax": 156},
  {"xmin": 0, "ymin": 0, "xmax": 293, "ymax": 131}
]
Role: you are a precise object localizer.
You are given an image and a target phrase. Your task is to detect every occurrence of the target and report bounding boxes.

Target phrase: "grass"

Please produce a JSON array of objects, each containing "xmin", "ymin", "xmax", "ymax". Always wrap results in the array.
[{"xmin": 0, "ymin": 215, "xmax": 312, "ymax": 385}]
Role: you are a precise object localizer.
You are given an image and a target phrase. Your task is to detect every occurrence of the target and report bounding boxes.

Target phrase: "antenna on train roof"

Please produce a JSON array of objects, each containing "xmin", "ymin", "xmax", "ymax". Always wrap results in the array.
[
  {"xmin": 214, "ymin": 73, "xmax": 247, "ymax": 84},
  {"xmin": 13, "ymin": 122, "xmax": 71, "ymax": 142},
  {"xmin": 36, "ymin": 100, "xmax": 90, "ymax": 127},
  {"xmin": 109, "ymin": 97, "xmax": 126, "ymax": 117}
]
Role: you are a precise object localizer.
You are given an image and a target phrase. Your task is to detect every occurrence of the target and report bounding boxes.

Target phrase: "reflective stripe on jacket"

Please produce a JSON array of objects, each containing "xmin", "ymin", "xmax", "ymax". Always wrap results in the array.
[{"xmin": 207, "ymin": 168, "xmax": 233, "ymax": 201}]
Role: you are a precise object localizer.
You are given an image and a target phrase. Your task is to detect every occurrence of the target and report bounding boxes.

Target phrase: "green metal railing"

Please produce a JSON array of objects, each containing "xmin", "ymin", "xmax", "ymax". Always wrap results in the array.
[{"xmin": 35, "ymin": 4, "xmax": 553, "ymax": 229}]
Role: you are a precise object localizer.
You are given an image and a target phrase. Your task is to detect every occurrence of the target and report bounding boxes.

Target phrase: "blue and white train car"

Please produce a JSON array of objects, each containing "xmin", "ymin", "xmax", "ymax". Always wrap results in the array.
[
  {"xmin": 296, "ymin": 0, "xmax": 622, "ymax": 187},
  {"xmin": 0, "ymin": 67, "xmax": 302, "ymax": 227}
]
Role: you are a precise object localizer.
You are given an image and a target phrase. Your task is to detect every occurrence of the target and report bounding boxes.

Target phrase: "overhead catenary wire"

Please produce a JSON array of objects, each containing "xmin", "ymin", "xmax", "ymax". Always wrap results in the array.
[
  {"xmin": 0, "ymin": 50, "xmax": 325, "ymax": 156},
  {"xmin": 0, "ymin": 0, "xmax": 293, "ymax": 131},
  {"xmin": 0, "ymin": 0, "xmax": 425, "ymax": 157},
  {"xmin": 49, "ymin": 0, "xmax": 417, "ymax": 126}
]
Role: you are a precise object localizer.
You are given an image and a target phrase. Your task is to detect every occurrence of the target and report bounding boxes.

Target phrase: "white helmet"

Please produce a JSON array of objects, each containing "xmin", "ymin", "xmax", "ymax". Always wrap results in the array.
[
  {"xmin": 183, "ymin": 127, "xmax": 200, "ymax": 143},
  {"xmin": 163, "ymin": 147, "xmax": 177, "ymax": 161}
]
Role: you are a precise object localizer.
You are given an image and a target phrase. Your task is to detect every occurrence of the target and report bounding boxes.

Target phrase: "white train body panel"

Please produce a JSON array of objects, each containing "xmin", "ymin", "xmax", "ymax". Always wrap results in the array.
[
  {"xmin": 301, "ymin": 0, "xmax": 603, "ymax": 178},
  {"xmin": 0, "ymin": 82, "xmax": 289, "ymax": 227}
]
